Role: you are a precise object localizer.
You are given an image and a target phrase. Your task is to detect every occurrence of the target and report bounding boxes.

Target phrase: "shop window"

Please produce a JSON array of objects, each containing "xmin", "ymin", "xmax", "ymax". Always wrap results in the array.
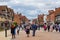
[{"xmin": 56, "ymin": 15, "xmax": 60, "ymax": 21}]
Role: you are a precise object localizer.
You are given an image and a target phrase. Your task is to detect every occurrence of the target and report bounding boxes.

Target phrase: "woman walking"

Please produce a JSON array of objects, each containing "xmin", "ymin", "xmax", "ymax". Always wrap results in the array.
[
  {"xmin": 59, "ymin": 24, "xmax": 60, "ymax": 32},
  {"xmin": 50, "ymin": 24, "xmax": 54, "ymax": 32},
  {"xmin": 11, "ymin": 24, "xmax": 16, "ymax": 39},
  {"xmin": 25, "ymin": 24, "xmax": 30, "ymax": 37},
  {"xmin": 43, "ymin": 23, "xmax": 47, "ymax": 31},
  {"xmin": 17, "ymin": 25, "xmax": 20, "ymax": 35}
]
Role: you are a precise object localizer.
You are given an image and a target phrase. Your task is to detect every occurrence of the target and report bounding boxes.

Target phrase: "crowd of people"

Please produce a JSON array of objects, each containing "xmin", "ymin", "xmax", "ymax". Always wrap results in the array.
[
  {"xmin": 10, "ymin": 22, "xmax": 60, "ymax": 39},
  {"xmin": 11, "ymin": 22, "xmax": 37, "ymax": 39},
  {"xmin": 43, "ymin": 23, "xmax": 60, "ymax": 32}
]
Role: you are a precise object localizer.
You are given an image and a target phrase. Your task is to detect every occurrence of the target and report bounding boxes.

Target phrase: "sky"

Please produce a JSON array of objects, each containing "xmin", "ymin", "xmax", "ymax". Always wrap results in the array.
[{"xmin": 0, "ymin": 0, "xmax": 60, "ymax": 20}]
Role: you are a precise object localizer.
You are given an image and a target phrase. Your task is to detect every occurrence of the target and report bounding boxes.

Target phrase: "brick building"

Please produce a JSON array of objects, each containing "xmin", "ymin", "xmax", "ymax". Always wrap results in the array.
[
  {"xmin": 47, "ymin": 10, "xmax": 55, "ymax": 24},
  {"xmin": 32, "ymin": 18, "xmax": 38, "ymax": 24},
  {"xmin": 14, "ymin": 13, "xmax": 29, "ymax": 25},
  {"xmin": 7, "ymin": 8, "xmax": 14, "ymax": 21},
  {"xmin": 0, "ymin": 5, "xmax": 14, "ymax": 27},
  {"xmin": 0, "ymin": 5, "xmax": 29, "ymax": 27},
  {"xmin": 47, "ymin": 7, "xmax": 60, "ymax": 24},
  {"xmin": 21, "ymin": 16, "xmax": 29, "ymax": 24},
  {"xmin": 14, "ymin": 13, "xmax": 21, "ymax": 25},
  {"xmin": 38, "ymin": 14, "xmax": 44, "ymax": 24}
]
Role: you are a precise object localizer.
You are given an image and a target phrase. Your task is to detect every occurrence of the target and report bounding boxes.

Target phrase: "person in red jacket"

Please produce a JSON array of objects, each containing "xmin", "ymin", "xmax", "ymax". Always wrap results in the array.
[{"xmin": 43, "ymin": 23, "xmax": 47, "ymax": 31}]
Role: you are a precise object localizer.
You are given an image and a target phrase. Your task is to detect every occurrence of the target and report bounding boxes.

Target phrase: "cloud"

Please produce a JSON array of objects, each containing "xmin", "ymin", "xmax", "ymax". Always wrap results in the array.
[
  {"xmin": 0, "ymin": 0, "xmax": 60, "ymax": 20},
  {"xmin": 27, "ymin": 16, "xmax": 37, "ymax": 20},
  {"xmin": 0, "ymin": 0, "xmax": 11, "ymax": 2},
  {"xmin": 27, "ymin": 10, "xmax": 37, "ymax": 15},
  {"xmin": 0, "ymin": 2, "xmax": 7, "ymax": 5}
]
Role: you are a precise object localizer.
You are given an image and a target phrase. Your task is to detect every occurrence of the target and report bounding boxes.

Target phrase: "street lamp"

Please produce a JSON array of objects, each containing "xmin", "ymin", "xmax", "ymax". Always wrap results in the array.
[
  {"xmin": 4, "ymin": 13, "xmax": 8, "ymax": 37},
  {"xmin": 5, "ymin": 21, "xmax": 8, "ymax": 37}
]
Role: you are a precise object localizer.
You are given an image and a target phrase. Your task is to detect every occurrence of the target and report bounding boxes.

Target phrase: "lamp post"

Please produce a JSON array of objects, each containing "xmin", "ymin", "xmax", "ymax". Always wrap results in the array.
[
  {"xmin": 5, "ymin": 13, "xmax": 8, "ymax": 37},
  {"xmin": 5, "ymin": 21, "xmax": 8, "ymax": 37}
]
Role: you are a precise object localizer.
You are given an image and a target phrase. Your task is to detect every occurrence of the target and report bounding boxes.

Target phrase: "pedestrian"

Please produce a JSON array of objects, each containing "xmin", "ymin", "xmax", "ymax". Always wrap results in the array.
[
  {"xmin": 47, "ymin": 23, "xmax": 50, "ymax": 32},
  {"xmin": 59, "ymin": 24, "xmax": 60, "ymax": 32},
  {"xmin": 11, "ymin": 24, "xmax": 16, "ymax": 39},
  {"xmin": 31, "ymin": 22, "xmax": 37, "ymax": 36},
  {"xmin": 36, "ymin": 24, "xmax": 40, "ymax": 30},
  {"xmin": 43, "ymin": 23, "xmax": 47, "ymax": 31},
  {"xmin": 17, "ymin": 25, "xmax": 20, "ymax": 35},
  {"xmin": 55, "ymin": 24, "xmax": 59, "ymax": 32},
  {"xmin": 50, "ymin": 24, "xmax": 54, "ymax": 32},
  {"xmin": 24, "ymin": 24, "xmax": 26, "ymax": 29},
  {"xmin": 25, "ymin": 24, "xmax": 30, "ymax": 37},
  {"xmin": 21, "ymin": 24, "xmax": 24, "ymax": 30}
]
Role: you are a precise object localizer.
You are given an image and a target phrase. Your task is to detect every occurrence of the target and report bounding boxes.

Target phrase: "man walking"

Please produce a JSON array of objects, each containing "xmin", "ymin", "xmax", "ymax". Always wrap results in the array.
[
  {"xmin": 31, "ymin": 22, "xmax": 37, "ymax": 36},
  {"xmin": 47, "ymin": 23, "xmax": 50, "ymax": 32}
]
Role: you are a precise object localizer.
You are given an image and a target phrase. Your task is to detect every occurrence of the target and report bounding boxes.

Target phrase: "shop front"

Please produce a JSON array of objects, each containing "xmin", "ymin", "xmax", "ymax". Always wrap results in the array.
[{"xmin": 55, "ymin": 14, "xmax": 60, "ymax": 24}]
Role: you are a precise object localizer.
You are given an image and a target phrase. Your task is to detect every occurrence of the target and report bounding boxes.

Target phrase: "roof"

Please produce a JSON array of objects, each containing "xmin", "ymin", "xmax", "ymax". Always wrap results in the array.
[{"xmin": 0, "ymin": 5, "xmax": 7, "ymax": 11}]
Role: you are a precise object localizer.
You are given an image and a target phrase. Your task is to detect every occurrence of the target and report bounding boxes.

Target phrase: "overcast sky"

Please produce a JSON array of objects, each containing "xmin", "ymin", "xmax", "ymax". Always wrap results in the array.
[{"xmin": 0, "ymin": 0, "xmax": 60, "ymax": 20}]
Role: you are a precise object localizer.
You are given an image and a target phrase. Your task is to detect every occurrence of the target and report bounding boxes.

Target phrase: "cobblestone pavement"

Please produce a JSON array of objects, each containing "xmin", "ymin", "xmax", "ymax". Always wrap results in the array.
[{"xmin": 0, "ymin": 29, "xmax": 60, "ymax": 40}]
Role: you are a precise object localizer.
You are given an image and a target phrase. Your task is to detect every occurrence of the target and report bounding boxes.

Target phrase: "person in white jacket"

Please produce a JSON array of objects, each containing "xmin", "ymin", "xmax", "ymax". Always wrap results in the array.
[
  {"xmin": 50, "ymin": 24, "xmax": 54, "ymax": 32},
  {"xmin": 17, "ymin": 25, "xmax": 20, "ymax": 35}
]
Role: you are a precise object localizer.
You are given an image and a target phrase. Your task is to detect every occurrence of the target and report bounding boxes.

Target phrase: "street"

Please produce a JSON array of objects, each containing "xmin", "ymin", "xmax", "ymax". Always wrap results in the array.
[
  {"xmin": 0, "ymin": 29, "xmax": 60, "ymax": 40},
  {"xmin": 0, "ymin": 0, "xmax": 60, "ymax": 40}
]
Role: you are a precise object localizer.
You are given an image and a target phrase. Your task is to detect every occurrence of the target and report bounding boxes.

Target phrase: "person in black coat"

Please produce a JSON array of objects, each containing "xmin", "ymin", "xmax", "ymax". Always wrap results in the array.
[
  {"xmin": 11, "ymin": 24, "xmax": 16, "ymax": 39},
  {"xmin": 25, "ymin": 24, "xmax": 30, "ymax": 37}
]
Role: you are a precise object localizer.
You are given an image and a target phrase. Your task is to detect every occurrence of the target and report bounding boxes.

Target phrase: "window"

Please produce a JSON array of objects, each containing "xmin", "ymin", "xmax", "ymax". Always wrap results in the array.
[
  {"xmin": 1, "ymin": 23, "xmax": 3, "ymax": 27},
  {"xmin": 7, "ymin": 12, "xmax": 9, "ymax": 13},
  {"xmin": 0, "ymin": 13, "xmax": 1, "ymax": 15},
  {"xmin": 3, "ymin": 14, "xmax": 6, "ymax": 16},
  {"xmin": 56, "ymin": 15, "xmax": 60, "ymax": 21},
  {"xmin": 2, "ymin": 9, "xmax": 5, "ymax": 11}
]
